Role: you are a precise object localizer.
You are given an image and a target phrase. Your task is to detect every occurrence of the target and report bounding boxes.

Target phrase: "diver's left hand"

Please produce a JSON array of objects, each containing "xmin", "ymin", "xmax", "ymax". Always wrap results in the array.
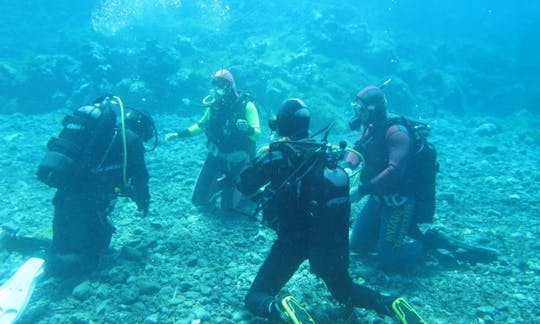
[
  {"xmin": 137, "ymin": 203, "xmax": 149, "ymax": 217},
  {"xmin": 136, "ymin": 199, "xmax": 150, "ymax": 217},
  {"xmin": 350, "ymin": 184, "xmax": 368, "ymax": 203},
  {"xmin": 236, "ymin": 119, "xmax": 251, "ymax": 132},
  {"xmin": 350, "ymin": 186, "xmax": 362, "ymax": 203}
]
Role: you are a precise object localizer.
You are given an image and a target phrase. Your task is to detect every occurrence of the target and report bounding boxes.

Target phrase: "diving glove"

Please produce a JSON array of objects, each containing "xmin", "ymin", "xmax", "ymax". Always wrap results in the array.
[
  {"xmin": 350, "ymin": 184, "xmax": 369, "ymax": 203},
  {"xmin": 391, "ymin": 297, "xmax": 427, "ymax": 324},
  {"xmin": 165, "ymin": 129, "xmax": 190, "ymax": 141},
  {"xmin": 277, "ymin": 295, "xmax": 316, "ymax": 324}
]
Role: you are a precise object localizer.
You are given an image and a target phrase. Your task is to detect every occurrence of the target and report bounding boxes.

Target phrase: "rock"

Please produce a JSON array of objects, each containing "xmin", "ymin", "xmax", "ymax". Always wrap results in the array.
[
  {"xmin": 3, "ymin": 132, "xmax": 22, "ymax": 142},
  {"xmin": 487, "ymin": 209, "xmax": 502, "ymax": 217},
  {"xmin": 192, "ymin": 306, "xmax": 210, "ymax": 321},
  {"xmin": 484, "ymin": 176, "xmax": 498, "ymax": 185},
  {"xmin": 438, "ymin": 192, "xmax": 455, "ymax": 203},
  {"xmin": 231, "ymin": 311, "xmax": 244, "ymax": 321},
  {"xmin": 184, "ymin": 291, "xmax": 199, "ymax": 300},
  {"xmin": 96, "ymin": 284, "xmax": 110, "ymax": 299},
  {"xmin": 108, "ymin": 268, "xmax": 129, "ymax": 284},
  {"xmin": 475, "ymin": 305, "xmax": 496, "ymax": 317},
  {"xmin": 95, "ymin": 299, "xmax": 111, "ymax": 316},
  {"xmin": 119, "ymin": 285, "xmax": 140, "ymax": 305},
  {"xmin": 165, "ymin": 238, "xmax": 182, "ymax": 251},
  {"xmin": 138, "ymin": 280, "xmax": 161, "ymax": 295},
  {"xmin": 478, "ymin": 315, "xmax": 495, "ymax": 324},
  {"xmin": 159, "ymin": 286, "xmax": 174, "ymax": 296},
  {"xmin": 179, "ymin": 280, "xmax": 193, "ymax": 292},
  {"xmin": 199, "ymin": 284, "xmax": 212, "ymax": 296},
  {"xmin": 529, "ymin": 261, "xmax": 540, "ymax": 273},
  {"xmin": 121, "ymin": 246, "xmax": 144, "ymax": 262},
  {"xmin": 131, "ymin": 301, "xmax": 147, "ymax": 313},
  {"xmin": 474, "ymin": 123, "xmax": 498, "ymax": 136},
  {"xmin": 72, "ymin": 281, "xmax": 92, "ymax": 301},
  {"xmin": 70, "ymin": 315, "xmax": 91, "ymax": 324},
  {"xmin": 144, "ymin": 314, "xmax": 159, "ymax": 324},
  {"xmin": 476, "ymin": 145, "xmax": 498, "ymax": 154},
  {"xmin": 506, "ymin": 177, "xmax": 519, "ymax": 184},
  {"xmin": 186, "ymin": 255, "xmax": 198, "ymax": 267},
  {"xmin": 168, "ymin": 298, "xmax": 182, "ymax": 306}
]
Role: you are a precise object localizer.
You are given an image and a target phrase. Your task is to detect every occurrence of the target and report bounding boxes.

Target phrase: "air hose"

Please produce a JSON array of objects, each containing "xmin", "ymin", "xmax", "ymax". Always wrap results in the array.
[
  {"xmin": 342, "ymin": 146, "xmax": 364, "ymax": 187},
  {"xmin": 112, "ymin": 95, "xmax": 128, "ymax": 187}
]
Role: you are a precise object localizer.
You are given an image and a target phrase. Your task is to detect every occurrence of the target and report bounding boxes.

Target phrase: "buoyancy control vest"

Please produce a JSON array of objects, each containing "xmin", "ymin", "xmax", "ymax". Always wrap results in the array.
[
  {"xmin": 258, "ymin": 140, "xmax": 350, "ymax": 242},
  {"xmin": 204, "ymin": 94, "xmax": 255, "ymax": 155},
  {"xmin": 36, "ymin": 102, "xmax": 116, "ymax": 188}
]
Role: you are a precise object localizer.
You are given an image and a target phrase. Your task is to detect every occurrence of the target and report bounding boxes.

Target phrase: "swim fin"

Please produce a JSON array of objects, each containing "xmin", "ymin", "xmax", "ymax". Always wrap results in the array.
[
  {"xmin": 279, "ymin": 295, "xmax": 316, "ymax": 324},
  {"xmin": 424, "ymin": 230, "xmax": 499, "ymax": 264},
  {"xmin": 391, "ymin": 297, "xmax": 427, "ymax": 324},
  {"xmin": 0, "ymin": 257, "xmax": 45, "ymax": 324}
]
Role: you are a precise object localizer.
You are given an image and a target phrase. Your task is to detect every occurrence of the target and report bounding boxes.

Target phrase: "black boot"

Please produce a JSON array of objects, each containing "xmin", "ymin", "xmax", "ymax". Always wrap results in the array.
[{"xmin": 1, "ymin": 226, "xmax": 51, "ymax": 256}]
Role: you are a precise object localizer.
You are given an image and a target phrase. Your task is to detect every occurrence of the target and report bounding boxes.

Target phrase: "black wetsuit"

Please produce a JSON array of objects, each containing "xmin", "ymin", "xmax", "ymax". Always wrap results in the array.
[
  {"xmin": 6, "ymin": 128, "xmax": 149, "ymax": 277},
  {"xmin": 237, "ymin": 141, "xmax": 392, "ymax": 320}
]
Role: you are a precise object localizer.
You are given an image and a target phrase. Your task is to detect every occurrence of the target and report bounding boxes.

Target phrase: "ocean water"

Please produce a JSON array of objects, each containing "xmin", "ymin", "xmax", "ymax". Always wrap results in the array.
[
  {"xmin": 0, "ymin": 0, "xmax": 538, "ymax": 117},
  {"xmin": 0, "ymin": 1, "xmax": 539, "ymax": 323}
]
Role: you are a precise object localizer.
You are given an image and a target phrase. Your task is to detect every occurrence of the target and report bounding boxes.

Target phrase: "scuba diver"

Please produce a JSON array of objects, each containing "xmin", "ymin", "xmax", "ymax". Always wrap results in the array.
[
  {"xmin": 237, "ymin": 98, "xmax": 426, "ymax": 323},
  {"xmin": 165, "ymin": 69, "xmax": 260, "ymax": 213},
  {"xmin": 345, "ymin": 84, "xmax": 499, "ymax": 272},
  {"xmin": 1, "ymin": 95, "xmax": 156, "ymax": 277}
]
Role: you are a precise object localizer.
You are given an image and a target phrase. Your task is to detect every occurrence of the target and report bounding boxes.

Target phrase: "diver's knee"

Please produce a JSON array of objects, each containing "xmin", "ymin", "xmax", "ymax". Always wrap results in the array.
[
  {"xmin": 330, "ymin": 288, "xmax": 350, "ymax": 304},
  {"xmin": 324, "ymin": 278, "xmax": 352, "ymax": 304},
  {"xmin": 377, "ymin": 253, "xmax": 403, "ymax": 272}
]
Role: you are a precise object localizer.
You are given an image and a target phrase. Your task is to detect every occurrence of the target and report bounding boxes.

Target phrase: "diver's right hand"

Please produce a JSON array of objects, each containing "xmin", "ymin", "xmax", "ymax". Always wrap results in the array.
[
  {"xmin": 137, "ymin": 200, "xmax": 150, "ymax": 217},
  {"xmin": 350, "ymin": 184, "xmax": 370, "ymax": 203},
  {"xmin": 165, "ymin": 132, "xmax": 179, "ymax": 141},
  {"xmin": 349, "ymin": 186, "xmax": 362, "ymax": 203},
  {"xmin": 165, "ymin": 129, "xmax": 190, "ymax": 141}
]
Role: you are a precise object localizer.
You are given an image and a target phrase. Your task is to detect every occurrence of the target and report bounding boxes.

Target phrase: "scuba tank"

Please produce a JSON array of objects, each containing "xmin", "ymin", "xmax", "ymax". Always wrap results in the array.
[{"xmin": 36, "ymin": 97, "xmax": 117, "ymax": 188}]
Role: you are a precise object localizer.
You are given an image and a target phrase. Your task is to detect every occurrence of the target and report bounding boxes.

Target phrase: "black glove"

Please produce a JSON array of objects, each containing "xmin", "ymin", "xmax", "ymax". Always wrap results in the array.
[
  {"xmin": 136, "ymin": 199, "xmax": 149, "ymax": 217},
  {"xmin": 350, "ymin": 183, "xmax": 371, "ymax": 203},
  {"xmin": 235, "ymin": 119, "xmax": 254, "ymax": 134},
  {"xmin": 117, "ymin": 185, "xmax": 134, "ymax": 198},
  {"xmin": 357, "ymin": 184, "xmax": 370, "ymax": 196}
]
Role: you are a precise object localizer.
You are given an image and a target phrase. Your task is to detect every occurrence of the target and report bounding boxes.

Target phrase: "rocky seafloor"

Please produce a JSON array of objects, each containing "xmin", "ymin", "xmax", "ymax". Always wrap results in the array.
[{"xmin": 0, "ymin": 110, "xmax": 539, "ymax": 323}]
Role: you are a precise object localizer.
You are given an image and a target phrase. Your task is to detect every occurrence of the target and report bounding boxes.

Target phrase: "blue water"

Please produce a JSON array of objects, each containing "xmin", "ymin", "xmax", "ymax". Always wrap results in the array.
[
  {"xmin": 1, "ymin": 1, "xmax": 539, "ymax": 323},
  {"xmin": 0, "ymin": 0, "xmax": 538, "ymax": 117}
]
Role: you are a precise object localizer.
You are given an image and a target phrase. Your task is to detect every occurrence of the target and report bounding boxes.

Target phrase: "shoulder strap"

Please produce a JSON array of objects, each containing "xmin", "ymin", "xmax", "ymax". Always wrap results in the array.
[{"xmin": 385, "ymin": 116, "xmax": 410, "ymax": 128}]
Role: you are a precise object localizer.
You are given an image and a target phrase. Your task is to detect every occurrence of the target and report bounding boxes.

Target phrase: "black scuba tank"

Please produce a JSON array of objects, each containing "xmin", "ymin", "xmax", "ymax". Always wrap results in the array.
[
  {"xmin": 305, "ymin": 162, "xmax": 351, "ymax": 248},
  {"xmin": 388, "ymin": 117, "xmax": 439, "ymax": 224},
  {"xmin": 36, "ymin": 103, "xmax": 116, "ymax": 188}
]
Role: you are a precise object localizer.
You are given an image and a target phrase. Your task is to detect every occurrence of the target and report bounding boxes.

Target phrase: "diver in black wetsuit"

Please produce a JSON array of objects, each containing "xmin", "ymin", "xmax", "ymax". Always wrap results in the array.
[
  {"xmin": 237, "ymin": 98, "xmax": 425, "ymax": 323},
  {"xmin": 1, "ymin": 96, "xmax": 155, "ymax": 277}
]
